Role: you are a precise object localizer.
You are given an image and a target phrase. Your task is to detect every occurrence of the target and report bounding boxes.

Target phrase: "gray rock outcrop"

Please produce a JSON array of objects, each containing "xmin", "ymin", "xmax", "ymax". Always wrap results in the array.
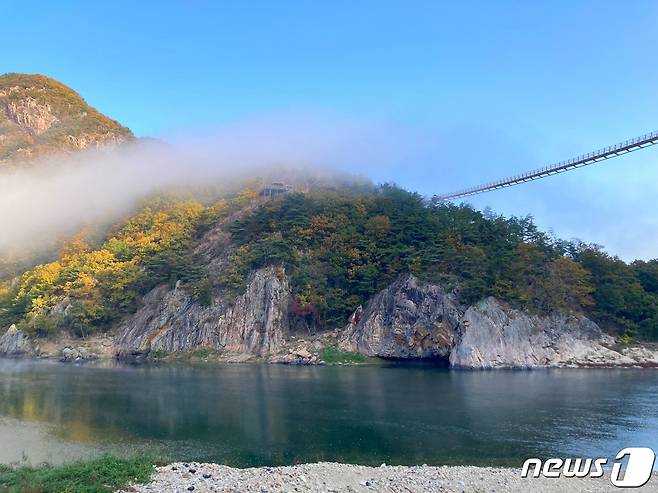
[
  {"xmin": 0, "ymin": 324, "xmax": 37, "ymax": 356},
  {"xmin": 115, "ymin": 266, "xmax": 291, "ymax": 358},
  {"xmin": 340, "ymin": 275, "xmax": 658, "ymax": 368},
  {"xmin": 4, "ymin": 264, "xmax": 656, "ymax": 369},
  {"xmin": 449, "ymin": 297, "xmax": 620, "ymax": 368},
  {"xmin": 339, "ymin": 275, "xmax": 460, "ymax": 359}
]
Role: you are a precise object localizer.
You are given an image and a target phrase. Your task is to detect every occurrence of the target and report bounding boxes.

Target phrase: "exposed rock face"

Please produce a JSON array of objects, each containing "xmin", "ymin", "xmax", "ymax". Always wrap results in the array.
[
  {"xmin": 5, "ymin": 266, "xmax": 657, "ymax": 369},
  {"xmin": 219, "ymin": 266, "xmax": 290, "ymax": 354},
  {"xmin": 5, "ymin": 96, "xmax": 58, "ymax": 134},
  {"xmin": 115, "ymin": 266, "xmax": 291, "ymax": 358},
  {"xmin": 0, "ymin": 324, "xmax": 37, "ymax": 356},
  {"xmin": 0, "ymin": 73, "xmax": 133, "ymax": 165},
  {"xmin": 450, "ymin": 297, "xmax": 619, "ymax": 368},
  {"xmin": 340, "ymin": 275, "xmax": 658, "ymax": 368},
  {"xmin": 65, "ymin": 131, "xmax": 128, "ymax": 151},
  {"xmin": 339, "ymin": 275, "xmax": 460, "ymax": 359}
]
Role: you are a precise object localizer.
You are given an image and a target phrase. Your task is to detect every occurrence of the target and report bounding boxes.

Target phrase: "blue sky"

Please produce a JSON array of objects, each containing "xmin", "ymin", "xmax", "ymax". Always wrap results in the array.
[{"xmin": 4, "ymin": 1, "xmax": 658, "ymax": 260}]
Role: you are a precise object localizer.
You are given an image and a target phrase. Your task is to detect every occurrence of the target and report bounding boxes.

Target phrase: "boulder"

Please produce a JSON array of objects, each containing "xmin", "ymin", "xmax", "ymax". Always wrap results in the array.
[
  {"xmin": 294, "ymin": 348, "xmax": 312, "ymax": 359},
  {"xmin": 60, "ymin": 346, "xmax": 98, "ymax": 363},
  {"xmin": 0, "ymin": 324, "xmax": 37, "ymax": 356},
  {"xmin": 270, "ymin": 349, "xmax": 323, "ymax": 366}
]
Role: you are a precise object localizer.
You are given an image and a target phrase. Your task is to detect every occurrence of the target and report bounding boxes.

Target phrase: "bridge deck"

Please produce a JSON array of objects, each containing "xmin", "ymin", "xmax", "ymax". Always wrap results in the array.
[{"xmin": 436, "ymin": 130, "xmax": 658, "ymax": 201}]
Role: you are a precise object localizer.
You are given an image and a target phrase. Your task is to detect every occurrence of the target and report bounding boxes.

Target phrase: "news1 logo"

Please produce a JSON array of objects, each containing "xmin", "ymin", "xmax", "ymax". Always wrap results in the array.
[{"xmin": 521, "ymin": 447, "xmax": 656, "ymax": 488}]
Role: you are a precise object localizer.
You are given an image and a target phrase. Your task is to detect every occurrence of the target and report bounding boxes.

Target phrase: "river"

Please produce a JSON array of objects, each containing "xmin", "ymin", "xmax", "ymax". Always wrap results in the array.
[{"xmin": 0, "ymin": 359, "xmax": 656, "ymax": 468}]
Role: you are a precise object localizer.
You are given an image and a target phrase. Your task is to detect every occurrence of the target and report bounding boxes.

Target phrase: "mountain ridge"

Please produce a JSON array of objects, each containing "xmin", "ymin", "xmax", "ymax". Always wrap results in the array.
[
  {"xmin": 1, "ymin": 75, "xmax": 657, "ymax": 368},
  {"xmin": 0, "ymin": 73, "xmax": 133, "ymax": 164}
]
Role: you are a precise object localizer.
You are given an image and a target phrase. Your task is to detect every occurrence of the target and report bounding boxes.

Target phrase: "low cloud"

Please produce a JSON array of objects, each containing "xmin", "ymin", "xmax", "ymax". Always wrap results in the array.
[
  {"xmin": 0, "ymin": 114, "xmax": 427, "ymax": 257},
  {"xmin": 1, "ymin": 115, "xmax": 655, "ymax": 263}
]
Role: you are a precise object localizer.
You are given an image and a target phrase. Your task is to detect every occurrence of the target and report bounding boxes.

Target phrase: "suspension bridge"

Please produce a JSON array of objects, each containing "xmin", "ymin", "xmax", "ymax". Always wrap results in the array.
[{"xmin": 436, "ymin": 130, "xmax": 658, "ymax": 201}]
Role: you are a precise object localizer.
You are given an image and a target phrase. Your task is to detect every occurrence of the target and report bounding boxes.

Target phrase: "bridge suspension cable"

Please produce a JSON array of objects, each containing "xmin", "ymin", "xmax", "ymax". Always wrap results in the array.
[{"xmin": 436, "ymin": 130, "xmax": 658, "ymax": 201}]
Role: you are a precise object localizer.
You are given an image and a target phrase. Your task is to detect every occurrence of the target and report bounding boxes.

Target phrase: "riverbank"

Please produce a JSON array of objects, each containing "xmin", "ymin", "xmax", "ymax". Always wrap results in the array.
[
  {"xmin": 3, "ymin": 458, "xmax": 658, "ymax": 493},
  {"xmin": 4, "ymin": 271, "xmax": 658, "ymax": 370},
  {"xmin": 2, "ymin": 326, "xmax": 658, "ymax": 369},
  {"xmin": 124, "ymin": 462, "xmax": 658, "ymax": 493}
]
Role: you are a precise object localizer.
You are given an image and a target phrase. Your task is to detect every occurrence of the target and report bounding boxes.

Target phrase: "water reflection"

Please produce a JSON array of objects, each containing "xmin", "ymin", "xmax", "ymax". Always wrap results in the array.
[{"xmin": 0, "ymin": 359, "xmax": 656, "ymax": 467}]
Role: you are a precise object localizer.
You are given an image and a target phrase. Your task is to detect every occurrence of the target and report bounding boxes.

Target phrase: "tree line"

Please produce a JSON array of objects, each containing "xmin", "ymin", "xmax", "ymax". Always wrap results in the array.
[
  {"xmin": 1, "ymin": 183, "xmax": 656, "ymax": 341},
  {"xmin": 227, "ymin": 185, "xmax": 658, "ymax": 341}
]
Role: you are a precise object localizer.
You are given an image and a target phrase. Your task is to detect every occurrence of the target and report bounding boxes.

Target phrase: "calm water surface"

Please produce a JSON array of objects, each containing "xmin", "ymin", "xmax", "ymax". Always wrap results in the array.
[{"xmin": 0, "ymin": 359, "xmax": 656, "ymax": 467}]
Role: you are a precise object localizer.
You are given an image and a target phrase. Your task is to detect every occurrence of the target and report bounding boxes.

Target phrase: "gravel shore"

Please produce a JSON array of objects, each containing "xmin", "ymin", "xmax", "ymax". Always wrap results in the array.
[{"xmin": 122, "ymin": 462, "xmax": 658, "ymax": 492}]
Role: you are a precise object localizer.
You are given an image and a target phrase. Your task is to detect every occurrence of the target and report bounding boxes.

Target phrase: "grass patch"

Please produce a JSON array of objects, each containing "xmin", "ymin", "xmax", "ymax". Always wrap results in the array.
[
  {"xmin": 156, "ymin": 347, "xmax": 225, "ymax": 363},
  {"xmin": 188, "ymin": 347, "xmax": 218, "ymax": 359},
  {"xmin": 0, "ymin": 455, "xmax": 156, "ymax": 493},
  {"xmin": 150, "ymin": 349, "xmax": 169, "ymax": 359},
  {"xmin": 318, "ymin": 345, "xmax": 368, "ymax": 364},
  {"xmin": 149, "ymin": 347, "xmax": 224, "ymax": 361}
]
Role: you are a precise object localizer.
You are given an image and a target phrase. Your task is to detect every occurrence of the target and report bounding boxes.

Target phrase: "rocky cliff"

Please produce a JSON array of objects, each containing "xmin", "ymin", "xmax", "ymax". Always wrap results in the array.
[
  {"xmin": 339, "ymin": 275, "xmax": 459, "ymax": 359},
  {"xmin": 0, "ymin": 324, "xmax": 37, "ymax": 357},
  {"xmin": 450, "ymin": 298, "xmax": 621, "ymax": 368},
  {"xmin": 4, "ymin": 264, "xmax": 656, "ymax": 368},
  {"xmin": 340, "ymin": 275, "xmax": 658, "ymax": 368},
  {"xmin": 0, "ymin": 73, "xmax": 133, "ymax": 165},
  {"xmin": 115, "ymin": 266, "xmax": 291, "ymax": 358}
]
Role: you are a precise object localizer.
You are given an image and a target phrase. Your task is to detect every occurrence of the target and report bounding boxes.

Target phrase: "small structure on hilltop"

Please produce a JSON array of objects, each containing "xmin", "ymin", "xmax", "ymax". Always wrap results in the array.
[{"xmin": 259, "ymin": 181, "xmax": 293, "ymax": 200}]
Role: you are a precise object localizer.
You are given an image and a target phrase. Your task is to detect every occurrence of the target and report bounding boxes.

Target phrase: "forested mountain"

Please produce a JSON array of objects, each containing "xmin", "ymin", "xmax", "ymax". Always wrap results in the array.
[
  {"xmin": 0, "ymin": 73, "xmax": 132, "ymax": 165},
  {"xmin": 0, "ymin": 74, "xmax": 656, "ymax": 346},
  {"xmin": 227, "ymin": 187, "xmax": 658, "ymax": 341},
  {"xmin": 1, "ymin": 183, "xmax": 657, "ymax": 342}
]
